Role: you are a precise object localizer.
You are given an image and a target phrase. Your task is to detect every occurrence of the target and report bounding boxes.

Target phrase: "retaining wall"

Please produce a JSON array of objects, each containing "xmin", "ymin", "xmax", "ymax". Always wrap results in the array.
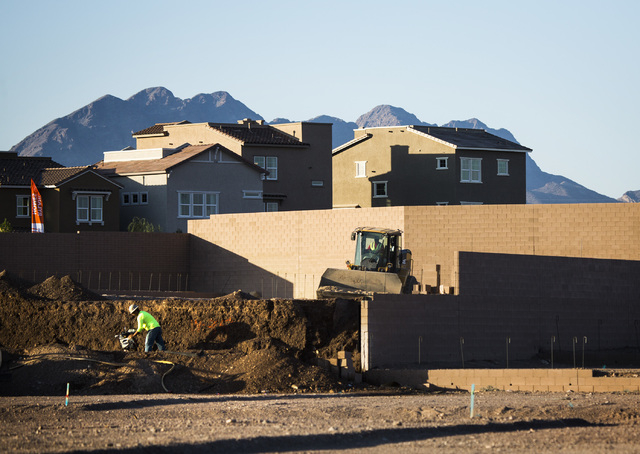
[
  {"xmin": 361, "ymin": 254, "xmax": 640, "ymax": 370},
  {"xmin": 0, "ymin": 232, "xmax": 190, "ymax": 292}
]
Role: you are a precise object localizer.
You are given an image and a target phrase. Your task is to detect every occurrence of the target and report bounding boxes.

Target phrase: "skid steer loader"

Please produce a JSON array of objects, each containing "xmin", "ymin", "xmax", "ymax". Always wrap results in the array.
[{"xmin": 316, "ymin": 227, "xmax": 414, "ymax": 299}]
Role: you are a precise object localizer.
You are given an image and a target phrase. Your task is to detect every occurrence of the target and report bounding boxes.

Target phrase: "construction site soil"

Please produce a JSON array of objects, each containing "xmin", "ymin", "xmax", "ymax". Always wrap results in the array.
[
  {"xmin": 1, "ymin": 271, "xmax": 639, "ymax": 453},
  {"xmin": 0, "ymin": 271, "xmax": 361, "ymax": 396}
]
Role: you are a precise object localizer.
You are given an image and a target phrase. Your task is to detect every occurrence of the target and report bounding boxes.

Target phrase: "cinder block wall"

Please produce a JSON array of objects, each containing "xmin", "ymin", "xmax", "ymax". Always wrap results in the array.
[
  {"xmin": 0, "ymin": 232, "xmax": 190, "ymax": 292},
  {"xmin": 188, "ymin": 207, "xmax": 405, "ymax": 297},
  {"xmin": 404, "ymin": 204, "xmax": 640, "ymax": 292},
  {"xmin": 362, "ymin": 253, "xmax": 640, "ymax": 370},
  {"xmin": 188, "ymin": 204, "xmax": 640, "ymax": 297}
]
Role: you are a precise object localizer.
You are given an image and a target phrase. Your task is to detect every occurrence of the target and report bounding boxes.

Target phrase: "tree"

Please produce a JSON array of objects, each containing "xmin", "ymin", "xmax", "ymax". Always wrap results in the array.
[
  {"xmin": 0, "ymin": 218, "xmax": 12, "ymax": 232},
  {"xmin": 127, "ymin": 217, "xmax": 159, "ymax": 232}
]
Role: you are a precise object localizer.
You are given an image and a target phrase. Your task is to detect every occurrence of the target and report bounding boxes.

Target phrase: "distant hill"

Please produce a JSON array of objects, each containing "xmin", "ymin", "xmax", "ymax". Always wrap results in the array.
[
  {"xmin": 9, "ymin": 88, "xmax": 628, "ymax": 203},
  {"xmin": 618, "ymin": 190, "xmax": 640, "ymax": 203},
  {"xmin": 11, "ymin": 87, "xmax": 261, "ymax": 166}
]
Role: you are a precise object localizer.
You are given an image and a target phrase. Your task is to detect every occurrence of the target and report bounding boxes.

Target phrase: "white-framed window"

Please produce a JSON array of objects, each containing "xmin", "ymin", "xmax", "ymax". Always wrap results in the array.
[
  {"xmin": 355, "ymin": 161, "xmax": 367, "ymax": 178},
  {"xmin": 254, "ymin": 156, "xmax": 278, "ymax": 180},
  {"xmin": 140, "ymin": 192, "xmax": 148, "ymax": 204},
  {"xmin": 243, "ymin": 190, "xmax": 262, "ymax": 199},
  {"xmin": 178, "ymin": 191, "xmax": 218, "ymax": 218},
  {"xmin": 497, "ymin": 159, "xmax": 509, "ymax": 176},
  {"xmin": 436, "ymin": 157, "xmax": 448, "ymax": 170},
  {"xmin": 373, "ymin": 181, "xmax": 388, "ymax": 198},
  {"xmin": 121, "ymin": 193, "xmax": 130, "ymax": 206},
  {"xmin": 131, "ymin": 192, "xmax": 139, "ymax": 205},
  {"xmin": 16, "ymin": 195, "xmax": 30, "ymax": 217},
  {"xmin": 460, "ymin": 157, "xmax": 482, "ymax": 183},
  {"xmin": 311, "ymin": 180, "xmax": 324, "ymax": 187},
  {"xmin": 76, "ymin": 195, "xmax": 104, "ymax": 225},
  {"xmin": 265, "ymin": 202, "xmax": 279, "ymax": 212}
]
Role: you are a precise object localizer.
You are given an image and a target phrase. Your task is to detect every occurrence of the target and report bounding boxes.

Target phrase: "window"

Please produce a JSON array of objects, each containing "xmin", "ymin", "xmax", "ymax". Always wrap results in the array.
[
  {"xmin": 178, "ymin": 192, "xmax": 218, "ymax": 218},
  {"xmin": 373, "ymin": 181, "xmax": 388, "ymax": 198},
  {"xmin": 122, "ymin": 192, "xmax": 149, "ymax": 205},
  {"xmin": 460, "ymin": 157, "xmax": 482, "ymax": 183},
  {"xmin": 16, "ymin": 195, "xmax": 30, "ymax": 217},
  {"xmin": 497, "ymin": 159, "xmax": 509, "ymax": 176},
  {"xmin": 76, "ymin": 195, "xmax": 104, "ymax": 224},
  {"xmin": 436, "ymin": 157, "xmax": 448, "ymax": 170},
  {"xmin": 355, "ymin": 161, "xmax": 367, "ymax": 178},
  {"xmin": 243, "ymin": 190, "xmax": 262, "ymax": 199},
  {"xmin": 254, "ymin": 156, "xmax": 278, "ymax": 180},
  {"xmin": 265, "ymin": 202, "xmax": 279, "ymax": 212}
]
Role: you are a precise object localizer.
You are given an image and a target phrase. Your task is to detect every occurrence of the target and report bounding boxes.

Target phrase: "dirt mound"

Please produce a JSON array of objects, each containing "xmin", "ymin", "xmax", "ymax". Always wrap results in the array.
[
  {"xmin": 0, "ymin": 278, "xmax": 362, "ymax": 396},
  {"xmin": 27, "ymin": 275, "xmax": 103, "ymax": 301},
  {"xmin": 0, "ymin": 269, "xmax": 32, "ymax": 298}
]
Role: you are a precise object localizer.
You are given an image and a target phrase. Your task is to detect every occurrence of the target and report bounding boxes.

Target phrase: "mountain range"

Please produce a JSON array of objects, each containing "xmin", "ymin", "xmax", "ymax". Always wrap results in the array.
[{"xmin": 9, "ymin": 87, "xmax": 633, "ymax": 203}]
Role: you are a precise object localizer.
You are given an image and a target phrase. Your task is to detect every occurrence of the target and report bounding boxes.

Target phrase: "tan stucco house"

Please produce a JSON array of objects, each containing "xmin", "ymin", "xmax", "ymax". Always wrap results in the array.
[
  {"xmin": 94, "ymin": 144, "xmax": 266, "ymax": 233},
  {"xmin": 131, "ymin": 119, "xmax": 332, "ymax": 212},
  {"xmin": 0, "ymin": 152, "xmax": 121, "ymax": 232},
  {"xmin": 332, "ymin": 126, "xmax": 532, "ymax": 207}
]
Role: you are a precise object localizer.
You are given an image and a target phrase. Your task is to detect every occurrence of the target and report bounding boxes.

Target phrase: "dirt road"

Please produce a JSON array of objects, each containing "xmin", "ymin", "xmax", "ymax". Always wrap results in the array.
[{"xmin": 2, "ymin": 391, "xmax": 639, "ymax": 453}]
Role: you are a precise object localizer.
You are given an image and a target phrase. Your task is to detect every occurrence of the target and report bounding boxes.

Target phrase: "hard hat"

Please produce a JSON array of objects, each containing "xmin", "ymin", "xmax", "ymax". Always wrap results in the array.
[{"xmin": 128, "ymin": 304, "xmax": 139, "ymax": 314}]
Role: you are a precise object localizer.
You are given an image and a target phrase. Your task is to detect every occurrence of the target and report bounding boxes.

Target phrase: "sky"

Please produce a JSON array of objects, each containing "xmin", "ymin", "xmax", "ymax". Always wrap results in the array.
[{"xmin": 0, "ymin": 0, "xmax": 638, "ymax": 198}]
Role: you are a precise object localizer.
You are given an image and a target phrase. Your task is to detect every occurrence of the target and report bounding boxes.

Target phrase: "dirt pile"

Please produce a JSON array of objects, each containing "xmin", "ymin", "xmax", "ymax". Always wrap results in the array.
[{"xmin": 0, "ymin": 272, "xmax": 362, "ymax": 396}]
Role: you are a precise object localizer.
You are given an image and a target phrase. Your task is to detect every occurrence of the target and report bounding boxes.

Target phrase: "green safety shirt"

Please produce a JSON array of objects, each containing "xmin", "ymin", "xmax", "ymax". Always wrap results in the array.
[{"xmin": 136, "ymin": 311, "xmax": 161, "ymax": 333}]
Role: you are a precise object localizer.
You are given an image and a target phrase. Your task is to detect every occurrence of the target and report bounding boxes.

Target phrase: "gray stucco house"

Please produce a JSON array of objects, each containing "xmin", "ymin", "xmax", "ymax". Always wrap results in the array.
[{"xmin": 94, "ymin": 143, "xmax": 266, "ymax": 232}]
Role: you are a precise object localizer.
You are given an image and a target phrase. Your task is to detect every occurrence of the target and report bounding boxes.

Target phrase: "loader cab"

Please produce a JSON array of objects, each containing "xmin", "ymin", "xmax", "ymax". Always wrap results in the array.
[{"xmin": 350, "ymin": 228, "xmax": 403, "ymax": 272}]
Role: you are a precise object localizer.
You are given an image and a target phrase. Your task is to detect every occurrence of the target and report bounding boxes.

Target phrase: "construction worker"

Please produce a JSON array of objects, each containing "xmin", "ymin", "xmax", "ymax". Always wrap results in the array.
[{"xmin": 127, "ymin": 304, "xmax": 166, "ymax": 352}]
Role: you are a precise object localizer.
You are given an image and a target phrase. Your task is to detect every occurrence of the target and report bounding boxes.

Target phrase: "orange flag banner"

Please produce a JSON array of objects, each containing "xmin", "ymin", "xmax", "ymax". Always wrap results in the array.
[{"xmin": 30, "ymin": 179, "xmax": 44, "ymax": 233}]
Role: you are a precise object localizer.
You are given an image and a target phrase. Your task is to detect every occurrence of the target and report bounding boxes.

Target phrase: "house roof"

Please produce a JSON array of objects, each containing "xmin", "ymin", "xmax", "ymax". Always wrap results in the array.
[
  {"xmin": 94, "ymin": 144, "xmax": 267, "ymax": 176},
  {"xmin": 0, "ymin": 154, "xmax": 64, "ymax": 187},
  {"xmin": 409, "ymin": 126, "xmax": 531, "ymax": 152},
  {"xmin": 39, "ymin": 166, "xmax": 122, "ymax": 188},
  {"xmin": 205, "ymin": 123, "xmax": 309, "ymax": 147},
  {"xmin": 332, "ymin": 133, "xmax": 373, "ymax": 155},
  {"xmin": 131, "ymin": 121, "xmax": 191, "ymax": 137},
  {"xmin": 132, "ymin": 121, "xmax": 309, "ymax": 147}
]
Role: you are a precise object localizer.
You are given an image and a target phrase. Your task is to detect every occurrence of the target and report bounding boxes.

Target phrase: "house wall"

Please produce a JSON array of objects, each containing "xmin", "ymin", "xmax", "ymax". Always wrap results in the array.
[
  {"xmin": 52, "ymin": 173, "xmax": 121, "ymax": 232},
  {"xmin": 166, "ymin": 154, "xmax": 264, "ymax": 233},
  {"xmin": 136, "ymin": 121, "xmax": 333, "ymax": 212},
  {"xmin": 0, "ymin": 174, "xmax": 120, "ymax": 233},
  {"xmin": 0, "ymin": 188, "xmax": 32, "ymax": 231},
  {"xmin": 333, "ymin": 127, "xmax": 527, "ymax": 207},
  {"xmin": 0, "ymin": 232, "xmax": 190, "ymax": 292},
  {"xmin": 187, "ymin": 204, "xmax": 640, "ymax": 297},
  {"xmin": 115, "ymin": 173, "xmax": 168, "ymax": 231}
]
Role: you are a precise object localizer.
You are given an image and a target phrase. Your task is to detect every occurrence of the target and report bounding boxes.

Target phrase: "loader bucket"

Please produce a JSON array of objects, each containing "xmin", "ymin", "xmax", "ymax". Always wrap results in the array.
[{"xmin": 316, "ymin": 268, "xmax": 404, "ymax": 299}]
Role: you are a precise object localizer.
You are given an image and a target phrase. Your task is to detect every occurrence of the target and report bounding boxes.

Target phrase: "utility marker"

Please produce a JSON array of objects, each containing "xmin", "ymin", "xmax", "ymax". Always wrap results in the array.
[
  {"xmin": 65, "ymin": 383, "xmax": 69, "ymax": 406},
  {"xmin": 470, "ymin": 383, "xmax": 475, "ymax": 418}
]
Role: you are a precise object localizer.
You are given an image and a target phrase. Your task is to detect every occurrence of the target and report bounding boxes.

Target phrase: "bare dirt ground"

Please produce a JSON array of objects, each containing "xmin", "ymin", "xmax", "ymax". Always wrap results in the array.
[
  {"xmin": 1, "ymin": 271, "xmax": 640, "ymax": 453},
  {"xmin": 2, "ymin": 392, "xmax": 640, "ymax": 453}
]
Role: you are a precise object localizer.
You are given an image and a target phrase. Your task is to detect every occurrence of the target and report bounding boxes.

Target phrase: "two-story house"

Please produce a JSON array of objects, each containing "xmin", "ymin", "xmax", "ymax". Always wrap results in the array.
[
  {"xmin": 332, "ymin": 125, "xmax": 532, "ymax": 207},
  {"xmin": 131, "ymin": 119, "xmax": 333, "ymax": 212},
  {"xmin": 0, "ymin": 152, "xmax": 121, "ymax": 232},
  {"xmin": 94, "ymin": 143, "xmax": 267, "ymax": 232}
]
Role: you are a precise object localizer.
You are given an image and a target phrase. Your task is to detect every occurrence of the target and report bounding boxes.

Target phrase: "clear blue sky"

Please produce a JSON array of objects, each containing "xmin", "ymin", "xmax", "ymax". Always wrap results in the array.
[{"xmin": 1, "ymin": 0, "xmax": 638, "ymax": 198}]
